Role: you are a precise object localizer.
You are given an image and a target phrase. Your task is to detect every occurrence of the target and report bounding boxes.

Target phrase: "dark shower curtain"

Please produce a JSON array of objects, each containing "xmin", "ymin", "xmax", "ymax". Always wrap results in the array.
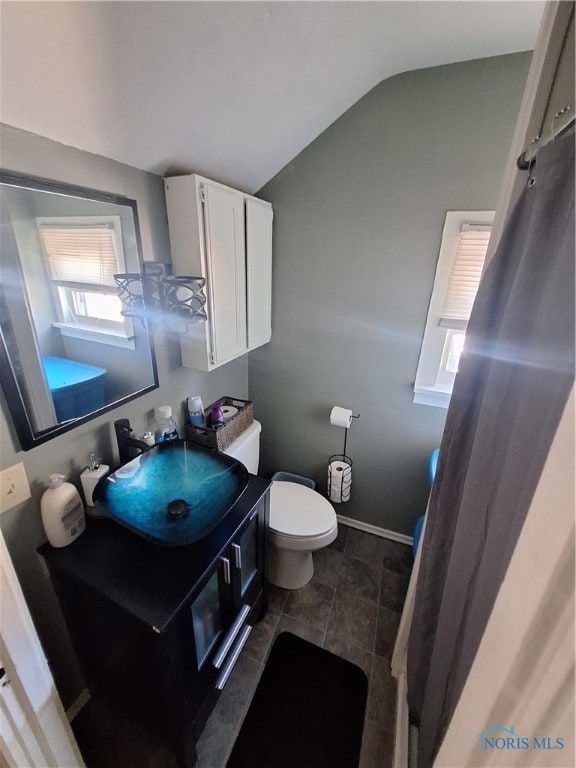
[{"xmin": 407, "ymin": 129, "xmax": 575, "ymax": 767}]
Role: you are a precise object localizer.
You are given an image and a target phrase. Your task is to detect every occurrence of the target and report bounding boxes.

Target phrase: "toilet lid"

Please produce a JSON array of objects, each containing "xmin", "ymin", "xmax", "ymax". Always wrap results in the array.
[{"xmin": 269, "ymin": 481, "xmax": 337, "ymax": 537}]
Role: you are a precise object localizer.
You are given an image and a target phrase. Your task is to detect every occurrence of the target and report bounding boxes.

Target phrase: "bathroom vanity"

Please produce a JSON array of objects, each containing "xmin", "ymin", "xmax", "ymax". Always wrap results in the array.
[{"xmin": 39, "ymin": 474, "xmax": 270, "ymax": 768}]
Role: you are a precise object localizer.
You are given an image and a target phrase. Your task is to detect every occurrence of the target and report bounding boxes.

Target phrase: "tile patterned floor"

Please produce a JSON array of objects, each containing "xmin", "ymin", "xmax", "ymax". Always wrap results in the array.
[
  {"xmin": 72, "ymin": 525, "xmax": 412, "ymax": 768},
  {"xmin": 195, "ymin": 526, "xmax": 412, "ymax": 768}
]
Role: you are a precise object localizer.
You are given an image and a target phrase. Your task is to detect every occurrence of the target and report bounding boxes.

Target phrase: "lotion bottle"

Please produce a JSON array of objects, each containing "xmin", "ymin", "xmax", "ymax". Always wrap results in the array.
[{"xmin": 41, "ymin": 474, "xmax": 86, "ymax": 548}]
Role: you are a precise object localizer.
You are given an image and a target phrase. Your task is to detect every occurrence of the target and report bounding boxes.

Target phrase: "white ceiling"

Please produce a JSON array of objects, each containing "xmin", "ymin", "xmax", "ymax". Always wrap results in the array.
[{"xmin": 0, "ymin": 1, "xmax": 544, "ymax": 193}]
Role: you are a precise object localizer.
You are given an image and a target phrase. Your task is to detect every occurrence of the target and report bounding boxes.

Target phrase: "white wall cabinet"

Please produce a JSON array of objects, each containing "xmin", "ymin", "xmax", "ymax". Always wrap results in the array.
[{"xmin": 164, "ymin": 174, "xmax": 273, "ymax": 371}]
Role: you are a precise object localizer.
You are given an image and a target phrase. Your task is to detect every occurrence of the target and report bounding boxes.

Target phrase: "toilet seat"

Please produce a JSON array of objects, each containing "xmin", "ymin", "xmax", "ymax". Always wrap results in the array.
[{"xmin": 269, "ymin": 481, "xmax": 337, "ymax": 538}]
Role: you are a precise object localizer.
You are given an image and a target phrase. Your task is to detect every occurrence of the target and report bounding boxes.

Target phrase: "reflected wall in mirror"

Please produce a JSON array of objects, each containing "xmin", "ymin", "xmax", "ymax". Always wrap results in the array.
[{"xmin": 0, "ymin": 170, "xmax": 159, "ymax": 450}]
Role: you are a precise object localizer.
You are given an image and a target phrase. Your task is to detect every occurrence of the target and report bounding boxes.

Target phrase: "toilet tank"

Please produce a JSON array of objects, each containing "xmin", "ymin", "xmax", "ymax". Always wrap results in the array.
[{"xmin": 222, "ymin": 420, "xmax": 261, "ymax": 474}]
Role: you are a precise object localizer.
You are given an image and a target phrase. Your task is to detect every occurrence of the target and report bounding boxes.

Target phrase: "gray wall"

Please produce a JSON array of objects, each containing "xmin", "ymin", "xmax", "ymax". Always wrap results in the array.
[
  {"xmin": 0, "ymin": 124, "xmax": 249, "ymax": 706},
  {"xmin": 251, "ymin": 53, "xmax": 531, "ymax": 536}
]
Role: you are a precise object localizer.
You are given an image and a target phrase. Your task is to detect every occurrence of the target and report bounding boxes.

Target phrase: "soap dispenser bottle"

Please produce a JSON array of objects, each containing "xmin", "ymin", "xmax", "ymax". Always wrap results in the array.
[
  {"xmin": 155, "ymin": 405, "xmax": 180, "ymax": 443},
  {"xmin": 80, "ymin": 454, "xmax": 109, "ymax": 517},
  {"xmin": 41, "ymin": 474, "xmax": 86, "ymax": 548}
]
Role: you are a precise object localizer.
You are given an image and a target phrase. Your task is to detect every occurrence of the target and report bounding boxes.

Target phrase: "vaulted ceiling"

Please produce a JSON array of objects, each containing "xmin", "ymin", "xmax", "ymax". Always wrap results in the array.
[{"xmin": 0, "ymin": 1, "xmax": 544, "ymax": 192}]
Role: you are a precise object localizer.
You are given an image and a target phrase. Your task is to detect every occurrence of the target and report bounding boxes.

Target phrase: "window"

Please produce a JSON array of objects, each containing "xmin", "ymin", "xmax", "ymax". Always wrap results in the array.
[
  {"xmin": 37, "ymin": 216, "xmax": 134, "ymax": 346},
  {"xmin": 414, "ymin": 211, "xmax": 494, "ymax": 408}
]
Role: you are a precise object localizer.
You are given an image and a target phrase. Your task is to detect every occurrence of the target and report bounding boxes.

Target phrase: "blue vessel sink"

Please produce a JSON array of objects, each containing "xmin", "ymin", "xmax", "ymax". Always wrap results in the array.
[{"xmin": 93, "ymin": 440, "xmax": 249, "ymax": 546}]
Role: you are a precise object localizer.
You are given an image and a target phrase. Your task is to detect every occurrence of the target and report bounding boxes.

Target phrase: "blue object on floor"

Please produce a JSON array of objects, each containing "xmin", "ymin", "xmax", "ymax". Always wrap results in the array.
[
  {"xmin": 271, "ymin": 471, "xmax": 316, "ymax": 490},
  {"xmin": 429, "ymin": 448, "xmax": 440, "ymax": 486},
  {"xmin": 413, "ymin": 448, "xmax": 441, "ymax": 558}
]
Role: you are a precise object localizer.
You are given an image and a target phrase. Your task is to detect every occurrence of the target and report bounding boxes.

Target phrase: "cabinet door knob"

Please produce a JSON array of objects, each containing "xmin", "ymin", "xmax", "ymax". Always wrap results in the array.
[{"xmin": 220, "ymin": 556, "xmax": 231, "ymax": 584}]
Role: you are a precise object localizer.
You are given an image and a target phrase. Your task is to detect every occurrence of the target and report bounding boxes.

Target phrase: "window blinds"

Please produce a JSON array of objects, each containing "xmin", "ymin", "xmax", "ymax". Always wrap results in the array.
[
  {"xmin": 40, "ymin": 225, "xmax": 120, "ymax": 289},
  {"xmin": 439, "ymin": 225, "xmax": 491, "ymax": 330}
]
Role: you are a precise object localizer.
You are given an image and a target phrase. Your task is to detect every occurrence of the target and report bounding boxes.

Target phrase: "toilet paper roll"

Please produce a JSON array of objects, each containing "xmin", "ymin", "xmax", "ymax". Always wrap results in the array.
[
  {"xmin": 221, "ymin": 405, "xmax": 239, "ymax": 422},
  {"xmin": 328, "ymin": 459, "xmax": 352, "ymax": 503},
  {"xmin": 330, "ymin": 406, "xmax": 353, "ymax": 429},
  {"xmin": 329, "ymin": 461, "xmax": 351, "ymax": 487}
]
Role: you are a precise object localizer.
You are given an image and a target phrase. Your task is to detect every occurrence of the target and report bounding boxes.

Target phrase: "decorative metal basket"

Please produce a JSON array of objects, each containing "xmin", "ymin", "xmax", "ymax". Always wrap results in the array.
[
  {"xmin": 327, "ymin": 454, "xmax": 353, "ymax": 504},
  {"xmin": 185, "ymin": 397, "xmax": 254, "ymax": 452}
]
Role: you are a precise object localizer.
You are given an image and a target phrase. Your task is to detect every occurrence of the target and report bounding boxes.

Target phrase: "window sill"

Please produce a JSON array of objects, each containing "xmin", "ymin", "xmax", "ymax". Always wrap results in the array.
[
  {"xmin": 413, "ymin": 385, "xmax": 451, "ymax": 409},
  {"xmin": 54, "ymin": 323, "xmax": 136, "ymax": 350}
]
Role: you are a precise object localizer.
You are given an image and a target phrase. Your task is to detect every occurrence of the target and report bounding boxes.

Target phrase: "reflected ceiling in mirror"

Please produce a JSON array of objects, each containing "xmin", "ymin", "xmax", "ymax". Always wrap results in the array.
[{"xmin": 0, "ymin": 170, "xmax": 159, "ymax": 450}]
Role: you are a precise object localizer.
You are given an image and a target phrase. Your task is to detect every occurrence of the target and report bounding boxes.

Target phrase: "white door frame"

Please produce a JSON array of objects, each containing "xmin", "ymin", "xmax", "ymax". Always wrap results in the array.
[{"xmin": 0, "ymin": 529, "xmax": 85, "ymax": 767}]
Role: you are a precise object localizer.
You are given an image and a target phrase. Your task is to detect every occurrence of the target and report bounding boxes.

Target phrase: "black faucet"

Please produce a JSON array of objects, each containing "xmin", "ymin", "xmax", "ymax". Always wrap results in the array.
[{"xmin": 114, "ymin": 419, "xmax": 152, "ymax": 466}]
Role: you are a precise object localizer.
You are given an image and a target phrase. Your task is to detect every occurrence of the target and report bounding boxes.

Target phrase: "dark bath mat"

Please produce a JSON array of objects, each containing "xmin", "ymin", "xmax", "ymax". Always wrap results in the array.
[{"xmin": 227, "ymin": 632, "xmax": 368, "ymax": 768}]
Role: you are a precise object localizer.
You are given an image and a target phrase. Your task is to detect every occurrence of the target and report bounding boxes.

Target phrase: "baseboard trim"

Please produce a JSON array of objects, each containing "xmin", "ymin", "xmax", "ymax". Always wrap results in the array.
[
  {"xmin": 66, "ymin": 688, "xmax": 90, "ymax": 722},
  {"xmin": 337, "ymin": 515, "xmax": 413, "ymax": 546}
]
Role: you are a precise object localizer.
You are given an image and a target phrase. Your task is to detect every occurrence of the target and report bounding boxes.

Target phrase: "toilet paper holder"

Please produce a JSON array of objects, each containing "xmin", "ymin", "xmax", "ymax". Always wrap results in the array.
[
  {"xmin": 329, "ymin": 406, "xmax": 360, "ymax": 457},
  {"xmin": 327, "ymin": 407, "xmax": 359, "ymax": 503}
]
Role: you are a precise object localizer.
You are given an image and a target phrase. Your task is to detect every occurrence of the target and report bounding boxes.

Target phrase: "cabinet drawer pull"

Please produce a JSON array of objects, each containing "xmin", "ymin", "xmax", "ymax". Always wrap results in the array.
[
  {"xmin": 232, "ymin": 543, "xmax": 242, "ymax": 569},
  {"xmin": 215, "ymin": 624, "xmax": 253, "ymax": 691},
  {"xmin": 213, "ymin": 603, "xmax": 251, "ymax": 669},
  {"xmin": 220, "ymin": 556, "xmax": 231, "ymax": 584}
]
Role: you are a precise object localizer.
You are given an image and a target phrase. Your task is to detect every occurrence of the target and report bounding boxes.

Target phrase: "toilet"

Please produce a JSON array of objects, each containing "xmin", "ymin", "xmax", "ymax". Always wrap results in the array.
[{"xmin": 223, "ymin": 421, "xmax": 338, "ymax": 589}]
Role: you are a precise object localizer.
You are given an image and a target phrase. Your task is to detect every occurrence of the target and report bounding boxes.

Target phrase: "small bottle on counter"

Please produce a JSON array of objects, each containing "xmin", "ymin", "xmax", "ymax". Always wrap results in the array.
[
  {"xmin": 155, "ymin": 405, "xmax": 180, "ymax": 443},
  {"xmin": 187, "ymin": 396, "xmax": 206, "ymax": 427},
  {"xmin": 211, "ymin": 401, "xmax": 225, "ymax": 428},
  {"xmin": 41, "ymin": 474, "xmax": 86, "ymax": 547}
]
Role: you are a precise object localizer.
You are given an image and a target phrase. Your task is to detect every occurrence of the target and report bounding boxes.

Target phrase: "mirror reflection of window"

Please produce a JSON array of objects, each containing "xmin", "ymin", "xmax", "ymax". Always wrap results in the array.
[{"xmin": 37, "ymin": 216, "xmax": 134, "ymax": 341}]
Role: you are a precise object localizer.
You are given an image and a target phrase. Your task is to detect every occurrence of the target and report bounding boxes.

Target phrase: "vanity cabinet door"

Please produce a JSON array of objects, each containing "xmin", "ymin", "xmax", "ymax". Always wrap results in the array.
[
  {"xmin": 230, "ymin": 494, "xmax": 267, "ymax": 611},
  {"xmin": 190, "ymin": 567, "xmax": 227, "ymax": 668},
  {"xmin": 235, "ymin": 514, "xmax": 258, "ymax": 598}
]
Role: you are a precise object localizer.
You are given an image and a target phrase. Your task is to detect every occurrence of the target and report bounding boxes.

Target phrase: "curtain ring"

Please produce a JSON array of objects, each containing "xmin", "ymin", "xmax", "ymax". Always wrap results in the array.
[{"xmin": 551, "ymin": 105, "xmax": 572, "ymax": 144}]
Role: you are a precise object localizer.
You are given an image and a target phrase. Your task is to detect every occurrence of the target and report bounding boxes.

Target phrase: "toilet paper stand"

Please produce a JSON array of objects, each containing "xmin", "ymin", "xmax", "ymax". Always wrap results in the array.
[{"xmin": 327, "ymin": 408, "xmax": 359, "ymax": 503}]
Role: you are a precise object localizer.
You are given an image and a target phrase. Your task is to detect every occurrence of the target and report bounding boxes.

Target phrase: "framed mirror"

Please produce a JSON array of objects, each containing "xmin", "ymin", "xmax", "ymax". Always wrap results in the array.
[{"xmin": 0, "ymin": 170, "xmax": 159, "ymax": 450}]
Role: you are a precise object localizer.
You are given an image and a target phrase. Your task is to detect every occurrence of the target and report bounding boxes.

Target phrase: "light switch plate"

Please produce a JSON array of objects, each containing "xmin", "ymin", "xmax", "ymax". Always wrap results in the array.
[{"xmin": 0, "ymin": 462, "xmax": 31, "ymax": 513}]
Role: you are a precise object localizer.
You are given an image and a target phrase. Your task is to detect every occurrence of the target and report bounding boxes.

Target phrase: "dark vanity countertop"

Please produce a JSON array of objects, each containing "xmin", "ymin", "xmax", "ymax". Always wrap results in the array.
[{"xmin": 38, "ymin": 474, "xmax": 270, "ymax": 634}]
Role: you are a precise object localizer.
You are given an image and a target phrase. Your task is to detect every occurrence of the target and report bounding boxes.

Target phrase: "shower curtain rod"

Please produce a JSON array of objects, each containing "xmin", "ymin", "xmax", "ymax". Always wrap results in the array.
[{"xmin": 517, "ymin": 104, "xmax": 575, "ymax": 170}]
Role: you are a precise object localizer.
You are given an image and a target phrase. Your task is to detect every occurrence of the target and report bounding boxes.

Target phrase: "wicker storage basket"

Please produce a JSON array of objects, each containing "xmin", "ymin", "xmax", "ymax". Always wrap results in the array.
[{"xmin": 185, "ymin": 397, "xmax": 254, "ymax": 452}]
